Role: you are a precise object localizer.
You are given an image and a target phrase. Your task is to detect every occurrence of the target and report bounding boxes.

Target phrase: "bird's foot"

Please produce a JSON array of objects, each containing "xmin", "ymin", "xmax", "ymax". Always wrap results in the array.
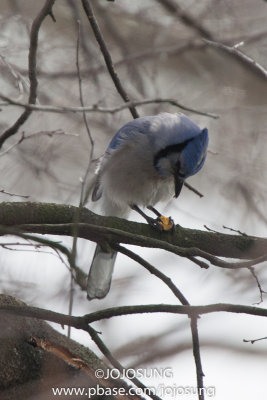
[
  {"xmin": 146, "ymin": 205, "xmax": 175, "ymax": 232},
  {"xmin": 131, "ymin": 204, "xmax": 175, "ymax": 232},
  {"xmin": 157, "ymin": 215, "xmax": 175, "ymax": 232},
  {"xmin": 145, "ymin": 215, "xmax": 175, "ymax": 232}
]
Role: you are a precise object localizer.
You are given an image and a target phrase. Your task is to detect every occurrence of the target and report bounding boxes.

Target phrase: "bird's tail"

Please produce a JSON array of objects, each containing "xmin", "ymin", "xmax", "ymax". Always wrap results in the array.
[{"xmin": 87, "ymin": 244, "xmax": 117, "ymax": 300}]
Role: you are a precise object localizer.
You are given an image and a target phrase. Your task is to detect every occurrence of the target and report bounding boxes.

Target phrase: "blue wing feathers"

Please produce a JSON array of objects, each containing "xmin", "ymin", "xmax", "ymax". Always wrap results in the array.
[
  {"xmin": 106, "ymin": 113, "xmax": 203, "ymax": 154},
  {"xmin": 106, "ymin": 118, "xmax": 151, "ymax": 152}
]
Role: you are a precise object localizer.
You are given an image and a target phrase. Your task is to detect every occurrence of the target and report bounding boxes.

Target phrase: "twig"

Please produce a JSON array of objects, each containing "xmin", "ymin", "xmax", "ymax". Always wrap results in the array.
[
  {"xmin": 0, "ymin": 226, "xmax": 87, "ymax": 292},
  {"xmin": 0, "ymin": 0, "xmax": 56, "ymax": 149},
  {"xmin": 190, "ymin": 316, "xmax": 205, "ymax": 400},
  {"xmin": 184, "ymin": 182, "xmax": 203, "ymax": 198},
  {"xmin": 156, "ymin": 0, "xmax": 213, "ymax": 40},
  {"xmin": 81, "ymin": 0, "xmax": 139, "ymax": 119},
  {"xmin": 76, "ymin": 21, "xmax": 94, "ymax": 155},
  {"xmin": 68, "ymin": 20, "xmax": 96, "ymax": 338},
  {"xmin": 87, "ymin": 325, "xmax": 162, "ymax": 400},
  {"xmin": 22, "ymin": 40, "xmax": 205, "ymax": 80},
  {"xmin": 157, "ymin": 1, "xmax": 267, "ymax": 82},
  {"xmin": 204, "ymin": 39, "xmax": 267, "ymax": 80},
  {"xmin": 0, "ymin": 93, "xmax": 219, "ymax": 119},
  {"xmin": 0, "ymin": 226, "xmax": 73, "ymax": 269},
  {"xmin": 0, "ymin": 132, "xmax": 25, "ymax": 156},
  {"xmin": 113, "ymin": 244, "xmax": 205, "ymax": 400},
  {"xmin": 204, "ymin": 225, "xmax": 219, "ymax": 233},
  {"xmin": 223, "ymin": 225, "xmax": 248, "ymax": 237},
  {"xmin": 0, "ymin": 129, "xmax": 71, "ymax": 157},
  {"xmin": 0, "ymin": 188, "xmax": 30, "ymax": 199},
  {"xmin": 113, "ymin": 244, "xmax": 189, "ymax": 304},
  {"xmin": 187, "ymin": 256, "xmax": 209, "ymax": 269},
  {"xmin": 75, "ymin": 20, "xmax": 95, "ymax": 207},
  {"xmin": 11, "ymin": 29, "xmax": 267, "ymax": 82},
  {"xmin": 249, "ymin": 267, "xmax": 267, "ymax": 305},
  {"xmin": 0, "ymin": 54, "xmax": 26, "ymax": 96},
  {"xmin": 243, "ymin": 335, "xmax": 267, "ymax": 344}
]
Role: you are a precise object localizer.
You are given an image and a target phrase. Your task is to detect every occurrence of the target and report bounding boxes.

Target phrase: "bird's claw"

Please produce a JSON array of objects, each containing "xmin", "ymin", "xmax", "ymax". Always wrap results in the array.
[
  {"xmin": 157, "ymin": 215, "xmax": 175, "ymax": 232},
  {"xmin": 148, "ymin": 215, "xmax": 175, "ymax": 232}
]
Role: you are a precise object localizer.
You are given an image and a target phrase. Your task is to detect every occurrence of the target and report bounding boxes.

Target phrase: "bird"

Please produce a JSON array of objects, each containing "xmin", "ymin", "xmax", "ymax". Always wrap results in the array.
[{"xmin": 87, "ymin": 112, "xmax": 209, "ymax": 300}]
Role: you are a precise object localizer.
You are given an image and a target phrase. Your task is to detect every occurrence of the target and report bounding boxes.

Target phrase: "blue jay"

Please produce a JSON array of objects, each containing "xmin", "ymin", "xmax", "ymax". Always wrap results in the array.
[{"xmin": 87, "ymin": 112, "xmax": 208, "ymax": 299}]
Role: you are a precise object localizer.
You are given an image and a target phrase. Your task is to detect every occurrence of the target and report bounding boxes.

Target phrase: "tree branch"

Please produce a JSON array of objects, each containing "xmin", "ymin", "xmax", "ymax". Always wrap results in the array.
[
  {"xmin": 156, "ymin": 0, "xmax": 213, "ymax": 40},
  {"xmin": 2, "ymin": 301, "xmax": 267, "ymax": 328},
  {"xmin": 114, "ymin": 244, "xmax": 205, "ymax": 400},
  {"xmin": 2, "ymin": 295, "xmax": 267, "ymax": 400},
  {"xmin": 204, "ymin": 39, "xmax": 267, "ymax": 80},
  {"xmin": 0, "ymin": 201, "xmax": 265, "ymax": 262},
  {"xmin": 114, "ymin": 244, "xmax": 189, "ymax": 304},
  {"xmin": 81, "ymin": 0, "xmax": 139, "ymax": 119},
  {"xmin": 0, "ymin": 0, "xmax": 56, "ymax": 149},
  {"xmin": 0, "ymin": 93, "xmax": 219, "ymax": 119},
  {"xmin": 87, "ymin": 325, "xmax": 162, "ymax": 400}
]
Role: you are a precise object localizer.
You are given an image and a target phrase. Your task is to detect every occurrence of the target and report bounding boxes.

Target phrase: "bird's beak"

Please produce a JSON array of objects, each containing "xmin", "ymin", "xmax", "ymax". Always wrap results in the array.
[{"xmin": 174, "ymin": 174, "xmax": 184, "ymax": 198}]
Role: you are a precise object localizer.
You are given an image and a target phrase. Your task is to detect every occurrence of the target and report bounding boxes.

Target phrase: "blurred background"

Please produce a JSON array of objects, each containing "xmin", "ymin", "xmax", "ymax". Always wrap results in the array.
[{"xmin": 0, "ymin": 0, "xmax": 267, "ymax": 399}]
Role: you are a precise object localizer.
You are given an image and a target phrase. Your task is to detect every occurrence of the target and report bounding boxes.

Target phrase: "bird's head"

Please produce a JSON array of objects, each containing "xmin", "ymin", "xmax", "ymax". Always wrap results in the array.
[{"xmin": 153, "ymin": 128, "xmax": 208, "ymax": 198}]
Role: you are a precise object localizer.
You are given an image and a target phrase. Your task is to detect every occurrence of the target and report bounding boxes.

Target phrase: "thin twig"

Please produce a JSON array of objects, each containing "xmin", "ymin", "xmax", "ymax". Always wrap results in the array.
[
  {"xmin": 11, "ymin": 29, "xmax": 267, "ymax": 82},
  {"xmin": 223, "ymin": 225, "xmax": 248, "ymax": 237},
  {"xmin": 243, "ymin": 335, "xmax": 267, "ymax": 344},
  {"xmin": 87, "ymin": 325, "xmax": 162, "ymax": 400},
  {"xmin": 0, "ymin": 226, "xmax": 86, "ymax": 291},
  {"xmin": 0, "ymin": 0, "xmax": 56, "ymax": 149},
  {"xmin": 0, "ymin": 226, "xmax": 73, "ymax": 268},
  {"xmin": 0, "ymin": 188, "xmax": 30, "ymax": 198},
  {"xmin": 184, "ymin": 182, "xmax": 203, "ymax": 198},
  {"xmin": 249, "ymin": 267, "xmax": 267, "ymax": 305},
  {"xmin": 156, "ymin": 0, "xmax": 213, "ymax": 40},
  {"xmin": 187, "ymin": 256, "xmax": 209, "ymax": 269},
  {"xmin": 81, "ymin": 0, "xmax": 139, "ymax": 119},
  {"xmin": 75, "ymin": 20, "xmax": 95, "ymax": 207},
  {"xmin": 0, "ymin": 129, "xmax": 72, "ymax": 157},
  {"xmin": 113, "ymin": 244, "xmax": 205, "ymax": 399},
  {"xmin": 157, "ymin": 1, "xmax": 267, "ymax": 83},
  {"xmin": 114, "ymin": 244, "xmax": 189, "ymax": 304},
  {"xmin": 0, "ymin": 54, "xmax": 26, "ymax": 96},
  {"xmin": 204, "ymin": 39, "xmax": 267, "ymax": 80},
  {"xmin": 68, "ymin": 20, "xmax": 96, "ymax": 338},
  {"xmin": 0, "ymin": 93, "xmax": 219, "ymax": 119},
  {"xmin": 190, "ymin": 316, "xmax": 205, "ymax": 400}
]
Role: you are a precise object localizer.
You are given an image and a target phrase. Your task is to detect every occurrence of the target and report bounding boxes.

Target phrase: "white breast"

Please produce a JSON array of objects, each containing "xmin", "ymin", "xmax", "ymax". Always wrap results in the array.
[{"xmin": 99, "ymin": 136, "xmax": 174, "ymax": 213}]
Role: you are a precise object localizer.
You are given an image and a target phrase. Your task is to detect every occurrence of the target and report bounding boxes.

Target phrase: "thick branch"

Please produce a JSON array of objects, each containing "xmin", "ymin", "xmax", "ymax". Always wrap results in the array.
[{"xmin": 0, "ymin": 201, "xmax": 265, "ymax": 262}]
